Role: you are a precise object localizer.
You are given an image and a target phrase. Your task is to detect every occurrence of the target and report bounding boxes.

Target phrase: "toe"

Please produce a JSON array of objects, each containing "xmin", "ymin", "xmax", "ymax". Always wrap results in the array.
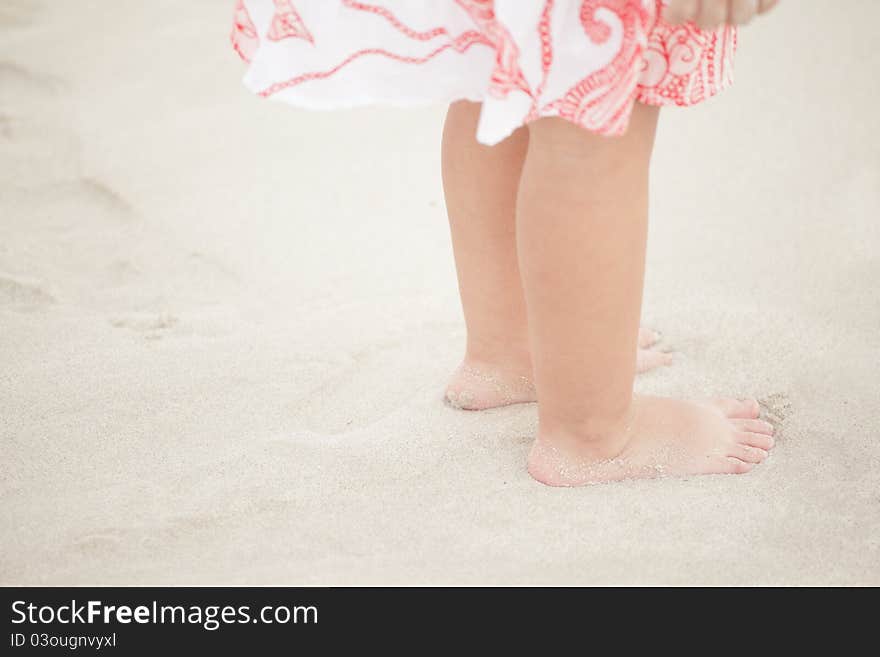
[
  {"xmin": 738, "ymin": 431, "xmax": 774, "ymax": 450},
  {"xmin": 638, "ymin": 328, "xmax": 660, "ymax": 348},
  {"xmin": 725, "ymin": 458, "xmax": 756, "ymax": 475},
  {"xmin": 730, "ymin": 443, "xmax": 769, "ymax": 464},
  {"xmin": 444, "ymin": 388, "xmax": 477, "ymax": 410},
  {"xmin": 712, "ymin": 397, "xmax": 761, "ymax": 419},
  {"xmin": 636, "ymin": 349, "xmax": 673, "ymax": 373},
  {"xmin": 733, "ymin": 418, "xmax": 775, "ymax": 435}
]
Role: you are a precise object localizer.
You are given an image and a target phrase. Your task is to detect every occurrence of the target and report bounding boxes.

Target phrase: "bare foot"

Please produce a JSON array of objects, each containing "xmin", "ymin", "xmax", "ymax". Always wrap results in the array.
[
  {"xmin": 636, "ymin": 328, "xmax": 674, "ymax": 373},
  {"xmin": 444, "ymin": 327, "xmax": 671, "ymax": 410},
  {"xmin": 527, "ymin": 395, "xmax": 775, "ymax": 486},
  {"xmin": 444, "ymin": 361, "xmax": 536, "ymax": 410}
]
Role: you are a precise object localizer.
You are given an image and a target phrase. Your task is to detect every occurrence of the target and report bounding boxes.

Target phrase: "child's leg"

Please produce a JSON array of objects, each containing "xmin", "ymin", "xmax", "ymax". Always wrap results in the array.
[
  {"xmin": 518, "ymin": 104, "xmax": 775, "ymax": 486},
  {"xmin": 441, "ymin": 101, "xmax": 536, "ymax": 410},
  {"xmin": 442, "ymin": 101, "xmax": 671, "ymax": 411}
]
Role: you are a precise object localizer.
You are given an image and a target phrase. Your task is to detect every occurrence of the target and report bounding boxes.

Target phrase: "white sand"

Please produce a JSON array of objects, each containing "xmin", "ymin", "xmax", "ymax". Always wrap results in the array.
[{"xmin": 2, "ymin": 0, "xmax": 878, "ymax": 585}]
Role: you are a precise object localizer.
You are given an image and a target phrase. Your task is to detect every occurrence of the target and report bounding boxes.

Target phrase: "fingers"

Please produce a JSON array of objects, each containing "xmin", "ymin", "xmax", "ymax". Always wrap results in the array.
[
  {"xmin": 696, "ymin": 0, "xmax": 728, "ymax": 29},
  {"xmin": 729, "ymin": 0, "xmax": 758, "ymax": 25},
  {"xmin": 664, "ymin": 0, "xmax": 774, "ymax": 27},
  {"xmin": 663, "ymin": 0, "xmax": 699, "ymax": 25}
]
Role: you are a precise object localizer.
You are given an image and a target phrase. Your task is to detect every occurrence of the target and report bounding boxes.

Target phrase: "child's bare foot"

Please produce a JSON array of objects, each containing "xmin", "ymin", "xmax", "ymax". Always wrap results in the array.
[
  {"xmin": 444, "ymin": 360, "xmax": 536, "ymax": 410},
  {"xmin": 444, "ymin": 327, "xmax": 671, "ymax": 410},
  {"xmin": 635, "ymin": 328, "xmax": 673, "ymax": 373},
  {"xmin": 527, "ymin": 394, "xmax": 775, "ymax": 486}
]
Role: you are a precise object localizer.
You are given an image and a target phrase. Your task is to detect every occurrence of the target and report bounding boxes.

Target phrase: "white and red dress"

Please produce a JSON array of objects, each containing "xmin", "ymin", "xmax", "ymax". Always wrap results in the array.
[{"xmin": 231, "ymin": 0, "xmax": 736, "ymax": 145}]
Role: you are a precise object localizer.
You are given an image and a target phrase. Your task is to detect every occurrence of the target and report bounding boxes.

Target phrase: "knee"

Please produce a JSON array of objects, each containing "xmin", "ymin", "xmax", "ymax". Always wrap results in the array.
[
  {"xmin": 526, "ymin": 117, "xmax": 620, "ymax": 169},
  {"xmin": 526, "ymin": 109, "xmax": 658, "ymax": 169}
]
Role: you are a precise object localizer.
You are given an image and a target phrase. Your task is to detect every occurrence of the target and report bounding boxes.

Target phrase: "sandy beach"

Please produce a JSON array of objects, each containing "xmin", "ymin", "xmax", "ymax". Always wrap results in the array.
[{"xmin": 2, "ymin": 0, "xmax": 879, "ymax": 585}]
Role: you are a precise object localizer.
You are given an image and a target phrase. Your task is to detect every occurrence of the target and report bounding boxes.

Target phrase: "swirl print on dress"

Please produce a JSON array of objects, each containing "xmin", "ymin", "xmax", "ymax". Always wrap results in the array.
[
  {"xmin": 231, "ymin": 0, "xmax": 736, "ymax": 144},
  {"xmin": 267, "ymin": 0, "xmax": 314, "ymax": 43}
]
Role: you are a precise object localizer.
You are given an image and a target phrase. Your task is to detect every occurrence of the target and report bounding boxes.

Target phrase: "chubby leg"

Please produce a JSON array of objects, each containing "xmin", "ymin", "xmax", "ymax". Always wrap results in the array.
[
  {"xmin": 441, "ymin": 101, "xmax": 670, "ymax": 411},
  {"xmin": 517, "ymin": 104, "xmax": 773, "ymax": 486}
]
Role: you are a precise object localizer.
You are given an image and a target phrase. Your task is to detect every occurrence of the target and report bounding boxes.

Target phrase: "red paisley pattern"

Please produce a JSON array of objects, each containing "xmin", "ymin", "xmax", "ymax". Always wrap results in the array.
[
  {"xmin": 267, "ymin": 0, "xmax": 314, "ymax": 43},
  {"xmin": 230, "ymin": 0, "xmax": 259, "ymax": 62},
  {"xmin": 453, "ymin": 0, "xmax": 532, "ymax": 98},
  {"xmin": 231, "ymin": 0, "xmax": 736, "ymax": 144}
]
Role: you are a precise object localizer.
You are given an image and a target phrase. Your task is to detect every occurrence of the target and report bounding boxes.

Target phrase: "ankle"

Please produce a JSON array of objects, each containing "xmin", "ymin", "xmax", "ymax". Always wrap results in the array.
[
  {"xmin": 536, "ymin": 403, "xmax": 636, "ymax": 459},
  {"xmin": 445, "ymin": 357, "xmax": 536, "ymax": 410},
  {"xmin": 463, "ymin": 341, "xmax": 532, "ymax": 377}
]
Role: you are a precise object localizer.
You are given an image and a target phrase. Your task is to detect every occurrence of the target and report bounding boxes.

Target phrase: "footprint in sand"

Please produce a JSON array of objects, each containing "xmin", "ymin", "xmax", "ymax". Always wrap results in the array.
[
  {"xmin": 0, "ymin": 272, "xmax": 55, "ymax": 311},
  {"xmin": 0, "ymin": 177, "xmax": 140, "ymax": 305},
  {"xmin": 110, "ymin": 312, "xmax": 179, "ymax": 340}
]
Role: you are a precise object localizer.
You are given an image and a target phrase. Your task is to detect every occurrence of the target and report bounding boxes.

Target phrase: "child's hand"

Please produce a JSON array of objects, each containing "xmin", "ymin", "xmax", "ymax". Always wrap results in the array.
[{"xmin": 663, "ymin": 0, "xmax": 779, "ymax": 29}]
